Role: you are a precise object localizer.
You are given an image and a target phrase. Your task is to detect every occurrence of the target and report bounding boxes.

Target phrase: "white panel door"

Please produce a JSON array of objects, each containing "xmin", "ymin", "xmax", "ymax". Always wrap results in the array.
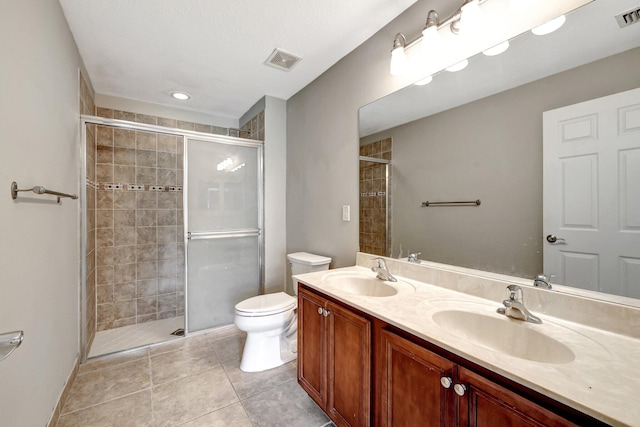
[{"xmin": 543, "ymin": 87, "xmax": 640, "ymax": 297}]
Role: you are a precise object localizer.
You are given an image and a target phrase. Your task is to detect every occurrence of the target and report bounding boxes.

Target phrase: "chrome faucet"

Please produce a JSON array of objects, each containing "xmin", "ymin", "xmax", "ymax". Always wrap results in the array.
[
  {"xmin": 533, "ymin": 274, "xmax": 552, "ymax": 289},
  {"xmin": 497, "ymin": 285, "xmax": 542, "ymax": 324},
  {"xmin": 371, "ymin": 257, "xmax": 397, "ymax": 282},
  {"xmin": 407, "ymin": 252, "xmax": 421, "ymax": 264}
]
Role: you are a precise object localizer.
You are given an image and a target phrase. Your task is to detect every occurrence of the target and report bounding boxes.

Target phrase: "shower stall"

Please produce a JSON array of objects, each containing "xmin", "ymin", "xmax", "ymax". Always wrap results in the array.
[{"xmin": 81, "ymin": 116, "xmax": 263, "ymax": 359}]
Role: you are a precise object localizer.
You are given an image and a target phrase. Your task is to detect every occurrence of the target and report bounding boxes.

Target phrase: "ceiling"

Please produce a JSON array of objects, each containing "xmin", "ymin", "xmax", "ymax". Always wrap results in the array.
[{"xmin": 58, "ymin": 0, "xmax": 417, "ymax": 122}]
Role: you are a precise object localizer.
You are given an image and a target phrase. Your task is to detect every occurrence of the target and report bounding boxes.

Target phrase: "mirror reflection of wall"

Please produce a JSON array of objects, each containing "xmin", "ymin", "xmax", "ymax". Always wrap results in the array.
[
  {"xmin": 360, "ymin": 47, "xmax": 640, "ymax": 284},
  {"xmin": 359, "ymin": 139, "xmax": 392, "ymax": 257}
]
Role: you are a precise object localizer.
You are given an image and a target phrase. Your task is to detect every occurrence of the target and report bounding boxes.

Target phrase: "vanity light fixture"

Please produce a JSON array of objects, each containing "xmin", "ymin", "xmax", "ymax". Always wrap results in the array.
[
  {"xmin": 531, "ymin": 14, "xmax": 566, "ymax": 35},
  {"xmin": 170, "ymin": 91, "xmax": 191, "ymax": 100},
  {"xmin": 390, "ymin": 0, "xmax": 489, "ymax": 76}
]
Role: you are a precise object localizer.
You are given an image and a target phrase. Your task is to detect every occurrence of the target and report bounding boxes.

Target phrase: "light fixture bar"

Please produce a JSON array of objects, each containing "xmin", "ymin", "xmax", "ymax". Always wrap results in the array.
[{"xmin": 397, "ymin": 0, "xmax": 490, "ymax": 52}]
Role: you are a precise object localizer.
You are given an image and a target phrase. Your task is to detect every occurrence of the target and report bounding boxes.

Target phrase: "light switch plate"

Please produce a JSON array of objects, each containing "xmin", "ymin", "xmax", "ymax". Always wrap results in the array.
[{"xmin": 342, "ymin": 205, "xmax": 350, "ymax": 221}]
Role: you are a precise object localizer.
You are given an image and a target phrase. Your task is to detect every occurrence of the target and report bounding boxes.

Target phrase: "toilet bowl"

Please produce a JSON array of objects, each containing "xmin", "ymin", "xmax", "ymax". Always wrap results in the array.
[{"xmin": 234, "ymin": 252, "xmax": 331, "ymax": 372}]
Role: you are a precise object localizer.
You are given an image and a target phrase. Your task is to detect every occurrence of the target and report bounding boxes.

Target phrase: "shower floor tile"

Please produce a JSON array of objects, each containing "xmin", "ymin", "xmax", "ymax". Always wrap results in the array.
[{"xmin": 89, "ymin": 316, "xmax": 184, "ymax": 358}]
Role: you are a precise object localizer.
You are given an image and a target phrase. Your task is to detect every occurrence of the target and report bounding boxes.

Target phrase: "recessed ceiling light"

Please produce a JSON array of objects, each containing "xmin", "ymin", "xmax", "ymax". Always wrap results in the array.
[{"xmin": 170, "ymin": 91, "xmax": 191, "ymax": 100}]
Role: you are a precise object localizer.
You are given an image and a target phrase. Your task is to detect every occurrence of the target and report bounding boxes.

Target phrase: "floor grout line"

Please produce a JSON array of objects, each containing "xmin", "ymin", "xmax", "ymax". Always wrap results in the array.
[{"xmin": 59, "ymin": 386, "xmax": 153, "ymax": 417}]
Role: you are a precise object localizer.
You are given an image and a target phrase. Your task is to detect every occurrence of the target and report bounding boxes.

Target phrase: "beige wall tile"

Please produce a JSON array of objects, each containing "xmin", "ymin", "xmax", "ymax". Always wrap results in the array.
[
  {"xmin": 114, "ymin": 129, "xmax": 135, "ymax": 148},
  {"xmin": 137, "ymin": 297, "xmax": 157, "ymax": 315},
  {"xmin": 113, "ymin": 283, "xmax": 136, "ymax": 302},
  {"xmin": 136, "ymin": 244, "xmax": 157, "ymax": 262},
  {"xmin": 136, "ymin": 132, "xmax": 157, "ymax": 150},
  {"xmin": 157, "ymin": 117, "xmax": 177, "ymax": 128},
  {"xmin": 114, "ymin": 165, "xmax": 135, "ymax": 183},
  {"xmin": 136, "ymin": 279, "xmax": 158, "ymax": 297},
  {"xmin": 114, "ymin": 147, "xmax": 135, "ymax": 165}
]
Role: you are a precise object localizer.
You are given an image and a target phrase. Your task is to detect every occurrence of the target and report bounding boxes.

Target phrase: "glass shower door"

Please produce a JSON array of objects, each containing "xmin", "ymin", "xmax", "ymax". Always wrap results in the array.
[{"xmin": 185, "ymin": 137, "xmax": 263, "ymax": 332}]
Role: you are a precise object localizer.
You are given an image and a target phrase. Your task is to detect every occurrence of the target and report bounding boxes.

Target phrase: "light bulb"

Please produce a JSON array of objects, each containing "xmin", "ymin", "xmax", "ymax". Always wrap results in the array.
[
  {"xmin": 414, "ymin": 76, "xmax": 433, "ymax": 86},
  {"xmin": 457, "ymin": 0, "xmax": 483, "ymax": 34},
  {"xmin": 532, "ymin": 15, "xmax": 566, "ymax": 36},
  {"xmin": 482, "ymin": 41, "xmax": 509, "ymax": 56},
  {"xmin": 421, "ymin": 25, "xmax": 439, "ymax": 58},
  {"xmin": 446, "ymin": 59, "xmax": 468, "ymax": 72},
  {"xmin": 390, "ymin": 46, "xmax": 410, "ymax": 76}
]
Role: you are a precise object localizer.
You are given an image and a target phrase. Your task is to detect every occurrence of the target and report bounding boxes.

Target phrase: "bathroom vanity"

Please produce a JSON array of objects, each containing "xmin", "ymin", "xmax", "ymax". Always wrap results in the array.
[{"xmin": 294, "ymin": 253, "xmax": 640, "ymax": 427}]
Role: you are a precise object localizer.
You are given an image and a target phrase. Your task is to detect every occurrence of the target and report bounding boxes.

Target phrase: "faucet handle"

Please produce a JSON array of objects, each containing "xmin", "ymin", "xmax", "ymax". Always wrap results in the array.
[
  {"xmin": 506, "ymin": 285, "xmax": 523, "ymax": 302},
  {"xmin": 371, "ymin": 257, "xmax": 385, "ymax": 269},
  {"xmin": 533, "ymin": 274, "xmax": 553, "ymax": 289},
  {"xmin": 408, "ymin": 252, "xmax": 421, "ymax": 263}
]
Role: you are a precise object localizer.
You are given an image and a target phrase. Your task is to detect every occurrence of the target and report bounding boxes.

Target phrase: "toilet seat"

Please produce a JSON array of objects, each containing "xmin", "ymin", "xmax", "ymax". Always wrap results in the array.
[{"xmin": 234, "ymin": 292, "xmax": 296, "ymax": 317}]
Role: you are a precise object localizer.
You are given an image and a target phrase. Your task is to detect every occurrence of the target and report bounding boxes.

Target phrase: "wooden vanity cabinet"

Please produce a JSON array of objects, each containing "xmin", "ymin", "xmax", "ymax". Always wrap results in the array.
[
  {"xmin": 378, "ymin": 329, "xmax": 456, "ymax": 427},
  {"xmin": 457, "ymin": 366, "xmax": 579, "ymax": 427},
  {"xmin": 299, "ymin": 285, "xmax": 603, "ymax": 427},
  {"xmin": 378, "ymin": 328, "xmax": 580, "ymax": 427},
  {"xmin": 298, "ymin": 286, "xmax": 371, "ymax": 427}
]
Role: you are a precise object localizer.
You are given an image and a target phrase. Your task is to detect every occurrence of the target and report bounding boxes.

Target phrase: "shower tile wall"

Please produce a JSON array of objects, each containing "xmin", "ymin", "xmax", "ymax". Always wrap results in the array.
[
  {"xmin": 81, "ymin": 73, "xmax": 97, "ymax": 357},
  {"xmin": 240, "ymin": 110, "xmax": 265, "ymax": 140},
  {"xmin": 359, "ymin": 138, "xmax": 392, "ymax": 257},
  {"xmin": 94, "ymin": 127, "xmax": 185, "ymax": 331},
  {"xmin": 89, "ymin": 108, "xmax": 235, "ymax": 332}
]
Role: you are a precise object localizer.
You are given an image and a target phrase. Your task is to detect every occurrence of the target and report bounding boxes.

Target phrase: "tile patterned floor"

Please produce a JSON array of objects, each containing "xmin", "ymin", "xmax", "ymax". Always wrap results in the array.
[{"xmin": 58, "ymin": 328, "xmax": 335, "ymax": 427}]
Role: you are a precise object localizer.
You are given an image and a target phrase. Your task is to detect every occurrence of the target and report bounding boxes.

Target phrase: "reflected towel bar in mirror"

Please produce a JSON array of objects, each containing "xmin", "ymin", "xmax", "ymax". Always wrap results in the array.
[
  {"xmin": 11, "ymin": 181, "xmax": 78, "ymax": 203},
  {"xmin": 421, "ymin": 199, "xmax": 481, "ymax": 207}
]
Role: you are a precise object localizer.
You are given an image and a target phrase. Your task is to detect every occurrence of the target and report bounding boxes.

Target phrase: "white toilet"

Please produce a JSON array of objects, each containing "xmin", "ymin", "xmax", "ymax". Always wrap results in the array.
[{"xmin": 234, "ymin": 252, "xmax": 331, "ymax": 372}]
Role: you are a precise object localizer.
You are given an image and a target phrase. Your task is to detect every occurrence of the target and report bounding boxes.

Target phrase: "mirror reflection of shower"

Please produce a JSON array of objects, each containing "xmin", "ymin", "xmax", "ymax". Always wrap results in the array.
[{"xmin": 359, "ymin": 137, "xmax": 392, "ymax": 257}]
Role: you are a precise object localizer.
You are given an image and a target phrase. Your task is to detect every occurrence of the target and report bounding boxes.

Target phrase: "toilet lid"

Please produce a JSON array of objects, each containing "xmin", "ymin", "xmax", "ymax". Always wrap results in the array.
[{"xmin": 235, "ymin": 292, "xmax": 296, "ymax": 316}]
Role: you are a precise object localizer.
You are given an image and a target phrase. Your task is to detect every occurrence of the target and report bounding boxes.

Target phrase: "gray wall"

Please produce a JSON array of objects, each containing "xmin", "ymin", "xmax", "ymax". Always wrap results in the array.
[
  {"xmin": 286, "ymin": 2, "xmax": 427, "ymax": 268},
  {"xmin": 362, "ymin": 48, "xmax": 640, "ymax": 278},
  {"xmin": 0, "ymin": 1, "xmax": 84, "ymax": 425},
  {"xmin": 284, "ymin": 0, "xmax": 588, "ymax": 268}
]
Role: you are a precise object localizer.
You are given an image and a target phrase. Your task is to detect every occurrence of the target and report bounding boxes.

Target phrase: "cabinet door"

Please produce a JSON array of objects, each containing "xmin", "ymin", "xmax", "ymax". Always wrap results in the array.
[
  {"xmin": 457, "ymin": 367, "xmax": 578, "ymax": 427},
  {"xmin": 298, "ymin": 287, "xmax": 327, "ymax": 407},
  {"xmin": 327, "ymin": 301, "xmax": 371, "ymax": 427},
  {"xmin": 378, "ymin": 330, "xmax": 456, "ymax": 427}
]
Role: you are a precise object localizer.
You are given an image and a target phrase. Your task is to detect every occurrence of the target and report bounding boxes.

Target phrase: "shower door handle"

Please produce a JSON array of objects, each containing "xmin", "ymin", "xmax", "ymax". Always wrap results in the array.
[{"xmin": 0, "ymin": 330, "xmax": 24, "ymax": 361}]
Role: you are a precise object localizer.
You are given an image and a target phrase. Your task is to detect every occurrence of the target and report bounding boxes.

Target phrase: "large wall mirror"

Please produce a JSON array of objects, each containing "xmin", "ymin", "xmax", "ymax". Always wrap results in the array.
[{"xmin": 359, "ymin": 0, "xmax": 640, "ymax": 302}]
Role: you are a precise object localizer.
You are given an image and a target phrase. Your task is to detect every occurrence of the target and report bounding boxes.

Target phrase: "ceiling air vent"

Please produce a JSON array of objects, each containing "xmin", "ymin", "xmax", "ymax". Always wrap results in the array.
[
  {"xmin": 615, "ymin": 6, "xmax": 640, "ymax": 28},
  {"xmin": 265, "ymin": 48, "xmax": 302, "ymax": 71}
]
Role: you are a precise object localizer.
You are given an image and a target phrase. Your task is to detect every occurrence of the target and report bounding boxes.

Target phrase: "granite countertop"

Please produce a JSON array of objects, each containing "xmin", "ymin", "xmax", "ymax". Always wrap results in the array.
[{"xmin": 294, "ymin": 263, "xmax": 640, "ymax": 427}]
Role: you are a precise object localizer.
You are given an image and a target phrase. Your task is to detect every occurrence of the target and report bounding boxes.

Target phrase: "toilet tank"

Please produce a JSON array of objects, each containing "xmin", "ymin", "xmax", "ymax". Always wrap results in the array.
[{"xmin": 287, "ymin": 252, "xmax": 331, "ymax": 276}]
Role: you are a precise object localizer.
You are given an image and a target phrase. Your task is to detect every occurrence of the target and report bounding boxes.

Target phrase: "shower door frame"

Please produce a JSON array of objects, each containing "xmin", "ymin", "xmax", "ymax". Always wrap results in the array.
[{"xmin": 79, "ymin": 115, "xmax": 264, "ymax": 361}]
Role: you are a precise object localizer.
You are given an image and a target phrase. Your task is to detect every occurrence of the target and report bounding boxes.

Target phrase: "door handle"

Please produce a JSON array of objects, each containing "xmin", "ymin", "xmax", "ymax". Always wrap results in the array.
[{"xmin": 546, "ymin": 234, "xmax": 566, "ymax": 244}]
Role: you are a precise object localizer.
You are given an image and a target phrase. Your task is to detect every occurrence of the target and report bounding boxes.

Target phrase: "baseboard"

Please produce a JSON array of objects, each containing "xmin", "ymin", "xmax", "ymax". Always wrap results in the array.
[{"xmin": 47, "ymin": 355, "xmax": 80, "ymax": 427}]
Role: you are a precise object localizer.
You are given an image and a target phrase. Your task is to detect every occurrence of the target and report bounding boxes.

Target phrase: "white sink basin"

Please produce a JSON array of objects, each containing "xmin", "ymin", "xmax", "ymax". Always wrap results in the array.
[
  {"xmin": 322, "ymin": 272, "xmax": 398, "ymax": 297},
  {"xmin": 431, "ymin": 309, "xmax": 575, "ymax": 364}
]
